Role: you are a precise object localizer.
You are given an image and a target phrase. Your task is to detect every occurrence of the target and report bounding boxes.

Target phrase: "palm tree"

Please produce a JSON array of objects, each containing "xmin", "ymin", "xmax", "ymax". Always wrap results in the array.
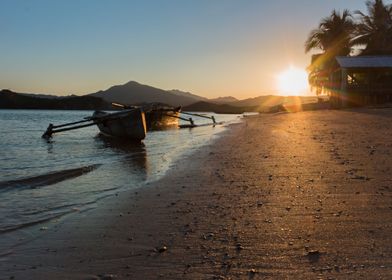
[
  {"xmin": 305, "ymin": 10, "xmax": 355, "ymax": 95},
  {"xmin": 305, "ymin": 9, "xmax": 355, "ymax": 56},
  {"xmin": 353, "ymin": 0, "xmax": 392, "ymax": 55}
]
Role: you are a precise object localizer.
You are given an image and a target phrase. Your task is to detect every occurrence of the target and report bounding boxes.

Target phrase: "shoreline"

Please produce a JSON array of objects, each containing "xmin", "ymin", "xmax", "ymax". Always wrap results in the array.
[
  {"xmin": 0, "ymin": 111, "xmax": 239, "ymax": 256},
  {"xmin": 0, "ymin": 118, "xmax": 240, "ymax": 279},
  {"xmin": 2, "ymin": 108, "xmax": 392, "ymax": 279}
]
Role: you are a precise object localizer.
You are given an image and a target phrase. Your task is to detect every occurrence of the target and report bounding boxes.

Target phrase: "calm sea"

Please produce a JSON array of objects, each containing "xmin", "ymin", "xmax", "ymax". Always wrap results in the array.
[{"xmin": 0, "ymin": 109, "xmax": 242, "ymax": 252}]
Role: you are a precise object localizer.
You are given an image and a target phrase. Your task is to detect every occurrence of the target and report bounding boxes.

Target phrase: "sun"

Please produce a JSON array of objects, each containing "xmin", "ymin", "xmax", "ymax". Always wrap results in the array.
[{"xmin": 276, "ymin": 66, "xmax": 309, "ymax": 96}]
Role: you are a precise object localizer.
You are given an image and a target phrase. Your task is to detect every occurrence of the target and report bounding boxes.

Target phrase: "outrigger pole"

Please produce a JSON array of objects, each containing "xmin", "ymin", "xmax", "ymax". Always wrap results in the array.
[
  {"xmin": 180, "ymin": 111, "xmax": 216, "ymax": 124},
  {"xmin": 42, "ymin": 121, "xmax": 98, "ymax": 139},
  {"xmin": 164, "ymin": 113, "xmax": 195, "ymax": 126},
  {"xmin": 42, "ymin": 109, "xmax": 137, "ymax": 139},
  {"xmin": 165, "ymin": 111, "xmax": 220, "ymax": 129}
]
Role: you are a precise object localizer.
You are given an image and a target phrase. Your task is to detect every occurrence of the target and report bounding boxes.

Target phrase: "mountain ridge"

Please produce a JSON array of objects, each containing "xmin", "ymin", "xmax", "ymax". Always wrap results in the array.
[
  {"xmin": 209, "ymin": 96, "xmax": 239, "ymax": 104},
  {"xmin": 0, "ymin": 89, "xmax": 110, "ymax": 110},
  {"xmin": 89, "ymin": 81, "xmax": 202, "ymax": 107},
  {"xmin": 1, "ymin": 80, "xmax": 317, "ymax": 112}
]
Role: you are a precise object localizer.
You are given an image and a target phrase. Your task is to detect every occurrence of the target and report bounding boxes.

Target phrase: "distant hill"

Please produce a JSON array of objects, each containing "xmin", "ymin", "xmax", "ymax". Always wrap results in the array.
[
  {"xmin": 90, "ymin": 81, "xmax": 204, "ymax": 107},
  {"xmin": 229, "ymin": 95, "xmax": 318, "ymax": 111},
  {"xmin": 183, "ymin": 101, "xmax": 256, "ymax": 114},
  {"xmin": 209, "ymin": 96, "xmax": 239, "ymax": 104},
  {"xmin": 19, "ymin": 92, "xmax": 59, "ymax": 99},
  {"xmin": 0, "ymin": 90, "xmax": 110, "ymax": 110},
  {"xmin": 229, "ymin": 95, "xmax": 275, "ymax": 107},
  {"xmin": 183, "ymin": 95, "xmax": 318, "ymax": 113},
  {"xmin": 0, "ymin": 80, "xmax": 319, "ymax": 113},
  {"xmin": 168, "ymin": 89, "xmax": 208, "ymax": 102}
]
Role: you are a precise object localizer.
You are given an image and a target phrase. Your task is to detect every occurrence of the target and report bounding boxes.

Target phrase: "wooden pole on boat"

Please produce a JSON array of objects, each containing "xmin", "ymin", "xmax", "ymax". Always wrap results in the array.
[
  {"xmin": 42, "ymin": 109, "xmax": 138, "ymax": 138},
  {"xmin": 111, "ymin": 102, "xmax": 137, "ymax": 109},
  {"xmin": 112, "ymin": 102, "xmax": 126, "ymax": 108},
  {"xmin": 50, "ymin": 118, "xmax": 94, "ymax": 129},
  {"xmin": 180, "ymin": 111, "xmax": 216, "ymax": 124},
  {"xmin": 42, "ymin": 124, "xmax": 54, "ymax": 139},
  {"xmin": 42, "ymin": 120, "xmax": 100, "ymax": 138}
]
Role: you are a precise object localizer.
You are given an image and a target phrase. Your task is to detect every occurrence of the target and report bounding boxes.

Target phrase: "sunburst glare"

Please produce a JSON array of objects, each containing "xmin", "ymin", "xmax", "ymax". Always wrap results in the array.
[{"xmin": 276, "ymin": 66, "xmax": 309, "ymax": 96}]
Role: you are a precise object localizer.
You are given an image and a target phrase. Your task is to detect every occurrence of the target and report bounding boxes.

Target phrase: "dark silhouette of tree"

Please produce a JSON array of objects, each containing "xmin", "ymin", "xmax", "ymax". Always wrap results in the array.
[
  {"xmin": 305, "ymin": 10, "xmax": 355, "ymax": 95},
  {"xmin": 352, "ymin": 0, "xmax": 392, "ymax": 55},
  {"xmin": 305, "ymin": 9, "xmax": 355, "ymax": 56}
]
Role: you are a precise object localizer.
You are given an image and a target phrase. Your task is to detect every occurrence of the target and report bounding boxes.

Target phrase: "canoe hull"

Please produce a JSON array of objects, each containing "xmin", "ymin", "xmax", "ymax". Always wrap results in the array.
[{"xmin": 93, "ymin": 109, "xmax": 147, "ymax": 141}]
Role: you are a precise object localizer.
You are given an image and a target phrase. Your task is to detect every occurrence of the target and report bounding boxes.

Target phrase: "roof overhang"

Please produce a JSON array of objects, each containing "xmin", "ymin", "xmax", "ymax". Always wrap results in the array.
[{"xmin": 336, "ymin": 56, "xmax": 392, "ymax": 68}]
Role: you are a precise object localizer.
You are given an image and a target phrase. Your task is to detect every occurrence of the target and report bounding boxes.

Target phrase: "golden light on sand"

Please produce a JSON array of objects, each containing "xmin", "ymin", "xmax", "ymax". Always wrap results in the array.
[{"xmin": 276, "ymin": 66, "xmax": 309, "ymax": 96}]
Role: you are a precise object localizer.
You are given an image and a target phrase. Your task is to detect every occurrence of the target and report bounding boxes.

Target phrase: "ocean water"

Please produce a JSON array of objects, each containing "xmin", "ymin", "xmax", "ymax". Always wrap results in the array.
[{"xmin": 0, "ymin": 109, "xmax": 242, "ymax": 251}]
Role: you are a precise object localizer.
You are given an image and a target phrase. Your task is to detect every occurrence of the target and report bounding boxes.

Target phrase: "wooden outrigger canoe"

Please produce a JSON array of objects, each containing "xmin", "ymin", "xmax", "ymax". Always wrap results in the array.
[
  {"xmin": 42, "ymin": 102, "xmax": 218, "ymax": 141},
  {"xmin": 112, "ymin": 102, "xmax": 218, "ymax": 130}
]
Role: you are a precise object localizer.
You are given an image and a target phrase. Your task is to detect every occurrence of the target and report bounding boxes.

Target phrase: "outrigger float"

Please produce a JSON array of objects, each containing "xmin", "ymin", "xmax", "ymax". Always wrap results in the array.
[{"xmin": 42, "ymin": 103, "xmax": 219, "ymax": 141}]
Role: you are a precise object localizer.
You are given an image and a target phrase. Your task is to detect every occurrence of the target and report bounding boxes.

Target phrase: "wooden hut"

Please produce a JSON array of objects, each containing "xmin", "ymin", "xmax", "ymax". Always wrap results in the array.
[{"xmin": 329, "ymin": 56, "xmax": 392, "ymax": 107}]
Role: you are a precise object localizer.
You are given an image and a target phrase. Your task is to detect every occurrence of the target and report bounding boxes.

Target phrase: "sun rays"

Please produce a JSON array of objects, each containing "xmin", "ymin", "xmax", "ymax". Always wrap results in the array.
[{"xmin": 276, "ymin": 66, "xmax": 309, "ymax": 96}]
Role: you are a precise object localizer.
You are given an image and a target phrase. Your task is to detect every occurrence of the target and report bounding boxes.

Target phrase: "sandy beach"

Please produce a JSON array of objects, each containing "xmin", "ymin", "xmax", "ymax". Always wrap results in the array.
[{"xmin": 3, "ymin": 108, "xmax": 392, "ymax": 279}]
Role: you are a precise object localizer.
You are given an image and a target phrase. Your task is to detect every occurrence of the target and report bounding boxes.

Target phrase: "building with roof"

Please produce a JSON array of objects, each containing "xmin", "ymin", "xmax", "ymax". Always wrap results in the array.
[{"xmin": 329, "ymin": 56, "xmax": 392, "ymax": 107}]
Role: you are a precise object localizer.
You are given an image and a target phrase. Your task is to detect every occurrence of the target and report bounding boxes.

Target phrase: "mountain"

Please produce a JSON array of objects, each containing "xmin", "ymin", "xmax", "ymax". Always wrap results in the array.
[
  {"xmin": 19, "ymin": 92, "xmax": 59, "ymax": 99},
  {"xmin": 229, "ymin": 95, "xmax": 276, "ymax": 107},
  {"xmin": 209, "ymin": 96, "xmax": 239, "ymax": 104},
  {"xmin": 0, "ymin": 90, "xmax": 110, "ymax": 110},
  {"xmin": 0, "ymin": 80, "xmax": 318, "ymax": 113},
  {"xmin": 90, "ymin": 81, "xmax": 204, "ymax": 107},
  {"xmin": 183, "ymin": 101, "xmax": 256, "ymax": 114},
  {"xmin": 229, "ymin": 95, "xmax": 318, "ymax": 111},
  {"xmin": 168, "ymin": 89, "xmax": 208, "ymax": 102}
]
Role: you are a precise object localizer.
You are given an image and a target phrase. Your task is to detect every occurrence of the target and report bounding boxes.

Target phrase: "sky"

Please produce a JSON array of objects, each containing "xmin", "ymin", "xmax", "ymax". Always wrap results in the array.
[{"xmin": 0, "ymin": 0, "xmax": 385, "ymax": 99}]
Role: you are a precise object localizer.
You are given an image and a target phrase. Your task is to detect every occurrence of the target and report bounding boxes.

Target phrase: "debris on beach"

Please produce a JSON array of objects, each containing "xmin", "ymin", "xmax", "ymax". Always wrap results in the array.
[
  {"xmin": 352, "ymin": 175, "xmax": 368, "ymax": 180},
  {"xmin": 97, "ymin": 274, "xmax": 116, "ymax": 280},
  {"xmin": 202, "ymin": 232, "xmax": 215, "ymax": 240},
  {"xmin": 158, "ymin": 246, "xmax": 168, "ymax": 253},
  {"xmin": 235, "ymin": 243, "xmax": 244, "ymax": 251},
  {"xmin": 334, "ymin": 211, "xmax": 343, "ymax": 217},
  {"xmin": 306, "ymin": 250, "xmax": 321, "ymax": 263}
]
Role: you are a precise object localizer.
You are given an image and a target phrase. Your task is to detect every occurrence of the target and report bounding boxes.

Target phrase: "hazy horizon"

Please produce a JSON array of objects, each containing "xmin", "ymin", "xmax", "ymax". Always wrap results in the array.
[
  {"xmin": 0, "ymin": 0, "xmax": 382, "ymax": 99},
  {"xmin": 1, "ymin": 79, "xmax": 318, "ymax": 99}
]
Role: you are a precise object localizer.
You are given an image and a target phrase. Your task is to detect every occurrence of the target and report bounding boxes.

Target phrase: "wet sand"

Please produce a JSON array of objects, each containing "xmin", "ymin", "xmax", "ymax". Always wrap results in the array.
[{"xmin": 3, "ymin": 108, "xmax": 392, "ymax": 279}]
